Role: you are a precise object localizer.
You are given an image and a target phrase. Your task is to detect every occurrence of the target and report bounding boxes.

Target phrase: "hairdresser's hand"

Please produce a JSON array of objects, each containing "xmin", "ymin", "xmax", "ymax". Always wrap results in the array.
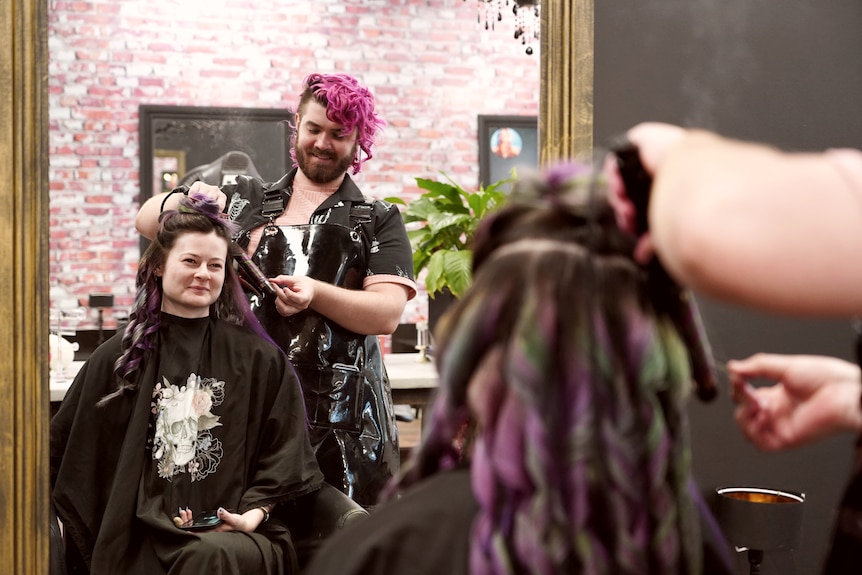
[
  {"xmin": 187, "ymin": 181, "xmax": 228, "ymax": 212},
  {"xmin": 625, "ymin": 122, "xmax": 687, "ymax": 173},
  {"xmin": 728, "ymin": 353, "xmax": 862, "ymax": 451},
  {"xmin": 606, "ymin": 122, "xmax": 686, "ymax": 264},
  {"xmin": 271, "ymin": 275, "xmax": 315, "ymax": 316}
]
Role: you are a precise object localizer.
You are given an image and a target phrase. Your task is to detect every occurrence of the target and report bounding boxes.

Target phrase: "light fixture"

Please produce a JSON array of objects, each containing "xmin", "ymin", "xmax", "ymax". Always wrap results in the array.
[{"xmin": 466, "ymin": 0, "xmax": 541, "ymax": 55}]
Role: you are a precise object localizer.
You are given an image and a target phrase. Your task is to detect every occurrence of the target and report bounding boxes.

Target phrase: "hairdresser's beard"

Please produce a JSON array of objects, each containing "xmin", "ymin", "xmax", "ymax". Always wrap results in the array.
[{"xmin": 295, "ymin": 142, "xmax": 357, "ymax": 185}]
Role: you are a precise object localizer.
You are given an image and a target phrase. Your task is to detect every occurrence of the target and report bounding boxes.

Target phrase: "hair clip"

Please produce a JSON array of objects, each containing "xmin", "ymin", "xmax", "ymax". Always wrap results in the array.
[{"xmin": 160, "ymin": 185, "xmax": 190, "ymax": 213}]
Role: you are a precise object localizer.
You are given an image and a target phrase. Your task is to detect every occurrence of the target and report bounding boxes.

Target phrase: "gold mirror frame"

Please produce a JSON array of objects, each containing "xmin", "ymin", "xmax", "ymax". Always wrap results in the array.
[
  {"xmin": 1, "ymin": 0, "xmax": 50, "ymax": 571},
  {"xmin": 540, "ymin": 0, "xmax": 594, "ymax": 165},
  {"xmin": 2, "ymin": 0, "xmax": 593, "ymax": 569}
]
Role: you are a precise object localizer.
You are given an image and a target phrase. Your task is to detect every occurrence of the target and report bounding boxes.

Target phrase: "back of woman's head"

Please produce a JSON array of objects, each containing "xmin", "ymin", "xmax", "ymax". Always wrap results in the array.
[
  {"xmin": 108, "ymin": 193, "xmax": 270, "ymax": 399},
  {"xmin": 398, "ymin": 162, "xmax": 706, "ymax": 574}
]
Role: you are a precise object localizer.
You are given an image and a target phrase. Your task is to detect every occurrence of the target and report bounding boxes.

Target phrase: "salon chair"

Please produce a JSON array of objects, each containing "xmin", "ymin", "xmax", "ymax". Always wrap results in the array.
[
  {"xmin": 280, "ymin": 482, "xmax": 369, "ymax": 568},
  {"xmin": 49, "ymin": 483, "xmax": 368, "ymax": 574},
  {"xmin": 178, "ymin": 150, "xmax": 263, "ymax": 187}
]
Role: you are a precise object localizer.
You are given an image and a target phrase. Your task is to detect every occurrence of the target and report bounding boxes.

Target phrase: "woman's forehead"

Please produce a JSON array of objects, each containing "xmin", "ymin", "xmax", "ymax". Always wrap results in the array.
[{"xmin": 169, "ymin": 231, "xmax": 228, "ymax": 257}]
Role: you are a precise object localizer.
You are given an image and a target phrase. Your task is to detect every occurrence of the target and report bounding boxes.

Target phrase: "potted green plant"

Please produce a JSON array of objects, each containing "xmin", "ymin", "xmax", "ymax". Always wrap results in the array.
[{"xmin": 387, "ymin": 172, "xmax": 512, "ymax": 300}]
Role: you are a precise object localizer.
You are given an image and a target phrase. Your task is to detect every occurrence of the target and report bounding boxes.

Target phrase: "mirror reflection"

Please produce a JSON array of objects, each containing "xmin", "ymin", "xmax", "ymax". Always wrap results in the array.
[{"xmin": 47, "ymin": 0, "xmax": 540, "ymax": 337}]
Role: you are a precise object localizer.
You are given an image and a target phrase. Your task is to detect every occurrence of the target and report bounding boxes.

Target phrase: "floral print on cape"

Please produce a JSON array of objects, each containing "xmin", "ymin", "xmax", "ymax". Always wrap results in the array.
[{"xmin": 151, "ymin": 373, "xmax": 225, "ymax": 481}]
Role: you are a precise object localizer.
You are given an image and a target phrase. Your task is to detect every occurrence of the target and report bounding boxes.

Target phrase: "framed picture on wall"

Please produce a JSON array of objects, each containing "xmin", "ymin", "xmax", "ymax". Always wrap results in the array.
[
  {"xmin": 478, "ymin": 115, "xmax": 539, "ymax": 188},
  {"xmin": 152, "ymin": 149, "xmax": 186, "ymax": 196}
]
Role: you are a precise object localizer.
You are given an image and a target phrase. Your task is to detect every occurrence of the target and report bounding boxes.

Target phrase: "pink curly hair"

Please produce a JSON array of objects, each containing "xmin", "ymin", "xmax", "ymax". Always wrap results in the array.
[{"xmin": 290, "ymin": 73, "xmax": 386, "ymax": 175}]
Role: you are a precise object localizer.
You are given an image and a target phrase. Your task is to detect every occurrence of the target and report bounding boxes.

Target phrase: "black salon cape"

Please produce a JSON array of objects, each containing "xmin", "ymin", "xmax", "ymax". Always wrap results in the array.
[
  {"xmin": 51, "ymin": 315, "xmax": 324, "ymax": 574},
  {"xmin": 303, "ymin": 468, "xmax": 476, "ymax": 575},
  {"xmin": 304, "ymin": 468, "xmax": 735, "ymax": 575}
]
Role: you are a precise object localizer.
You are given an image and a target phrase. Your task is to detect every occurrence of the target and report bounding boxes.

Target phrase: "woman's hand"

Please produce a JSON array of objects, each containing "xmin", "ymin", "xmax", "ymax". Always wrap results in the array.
[
  {"xmin": 213, "ymin": 506, "xmax": 269, "ymax": 533},
  {"xmin": 172, "ymin": 507, "xmax": 194, "ymax": 528},
  {"xmin": 172, "ymin": 506, "xmax": 270, "ymax": 533}
]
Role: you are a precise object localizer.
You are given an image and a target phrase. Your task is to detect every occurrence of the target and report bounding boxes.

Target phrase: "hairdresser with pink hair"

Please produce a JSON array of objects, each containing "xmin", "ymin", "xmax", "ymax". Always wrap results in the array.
[{"xmin": 137, "ymin": 74, "xmax": 417, "ymax": 509}]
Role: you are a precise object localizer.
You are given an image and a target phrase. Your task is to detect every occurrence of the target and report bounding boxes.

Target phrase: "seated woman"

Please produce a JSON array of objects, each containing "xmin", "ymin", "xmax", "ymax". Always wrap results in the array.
[
  {"xmin": 305, "ymin": 162, "xmax": 734, "ymax": 574},
  {"xmin": 51, "ymin": 194, "xmax": 323, "ymax": 574}
]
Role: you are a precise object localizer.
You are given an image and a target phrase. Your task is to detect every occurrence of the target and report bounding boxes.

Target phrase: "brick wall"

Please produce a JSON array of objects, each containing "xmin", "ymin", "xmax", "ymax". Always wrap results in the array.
[{"xmin": 48, "ymin": 0, "xmax": 540, "ymax": 329}]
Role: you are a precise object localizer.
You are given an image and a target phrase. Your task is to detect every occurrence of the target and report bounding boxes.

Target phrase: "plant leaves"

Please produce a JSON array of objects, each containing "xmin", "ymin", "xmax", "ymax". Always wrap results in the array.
[
  {"xmin": 384, "ymin": 195, "xmax": 406, "ymax": 206},
  {"xmin": 411, "ymin": 173, "xmax": 510, "ymax": 297},
  {"xmin": 425, "ymin": 250, "xmax": 472, "ymax": 298},
  {"xmin": 440, "ymin": 251, "xmax": 472, "ymax": 298}
]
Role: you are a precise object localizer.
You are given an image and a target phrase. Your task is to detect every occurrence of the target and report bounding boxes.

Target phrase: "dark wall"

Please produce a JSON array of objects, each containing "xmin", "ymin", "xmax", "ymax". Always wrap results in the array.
[{"xmin": 594, "ymin": 3, "xmax": 862, "ymax": 574}]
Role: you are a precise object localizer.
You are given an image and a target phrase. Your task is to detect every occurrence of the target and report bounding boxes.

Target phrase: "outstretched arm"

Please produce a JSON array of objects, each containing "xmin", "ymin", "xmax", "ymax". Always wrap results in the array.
[
  {"xmin": 611, "ymin": 122, "xmax": 862, "ymax": 316},
  {"xmin": 136, "ymin": 182, "xmax": 227, "ymax": 240}
]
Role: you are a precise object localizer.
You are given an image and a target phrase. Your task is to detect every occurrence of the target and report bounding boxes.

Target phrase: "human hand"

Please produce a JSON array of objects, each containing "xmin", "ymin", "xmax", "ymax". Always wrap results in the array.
[
  {"xmin": 213, "ymin": 507, "xmax": 268, "ymax": 533},
  {"xmin": 604, "ymin": 153, "xmax": 655, "ymax": 264},
  {"xmin": 173, "ymin": 506, "xmax": 194, "ymax": 528},
  {"xmin": 187, "ymin": 181, "xmax": 228, "ymax": 211},
  {"xmin": 172, "ymin": 507, "xmax": 268, "ymax": 533},
  {"xmin": 271, "ymin": 275, "xmax": 316, "ymax": 316},
  {"xmin": 605, "ymin": 122, "xmax": 687, "ymax": 264},
  {"xmin": 728, "ymin": 353, "xmax": 862, "ymax": 451},
  {"xmin": 624, "ymin": 122, "xmax": 687, "ymax": 173}
]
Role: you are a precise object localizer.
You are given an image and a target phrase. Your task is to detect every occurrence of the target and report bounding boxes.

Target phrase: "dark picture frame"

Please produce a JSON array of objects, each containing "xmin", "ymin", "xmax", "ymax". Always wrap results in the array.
[
  {"xmin": 139, "ymin": 104, "xmax": 293, "ymax": 202},
  {"xmin": 138, "ymin": 105, "xmax": 294, "ymax": 251},
  {"xmin": 478, "ymin": 114, "xmax": 539, "ymax": 187}
]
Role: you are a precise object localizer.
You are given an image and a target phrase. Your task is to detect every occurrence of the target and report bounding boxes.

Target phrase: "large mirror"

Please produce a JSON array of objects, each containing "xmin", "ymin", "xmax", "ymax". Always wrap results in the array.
[{"xmin": 6, "ymin": 0, "xmax": 586, "ymax": 570}]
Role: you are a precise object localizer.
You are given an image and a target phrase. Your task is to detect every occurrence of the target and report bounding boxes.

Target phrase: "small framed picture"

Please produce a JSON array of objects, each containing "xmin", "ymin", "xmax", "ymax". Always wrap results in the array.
[
  {"xmin": 152, "ymin": 149, "xmax": 186, "ymax": 196},
  {"xmin": 478, "ymin": 115, "xmax": 538, "ymax": 188}
]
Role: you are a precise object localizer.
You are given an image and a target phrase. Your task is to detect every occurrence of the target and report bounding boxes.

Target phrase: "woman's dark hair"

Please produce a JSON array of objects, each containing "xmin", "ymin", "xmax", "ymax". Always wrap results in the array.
[
  {"xmin": 103, "ymin": 193, "xmax": 273, "ymax": 403},
  {"xmin": 389, "ymin": 163, "xmax": 711, "ymax": 574}
]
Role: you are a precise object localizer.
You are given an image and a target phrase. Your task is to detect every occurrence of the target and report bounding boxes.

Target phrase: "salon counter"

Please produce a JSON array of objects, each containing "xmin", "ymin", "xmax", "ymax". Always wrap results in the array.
[
  {"xmin": 50, "ymin": 361, "xmax": 84, "ymax": 402},
  {"xmin": 381, "ymin": 352, "xmax": 438, "ymax": 408}
]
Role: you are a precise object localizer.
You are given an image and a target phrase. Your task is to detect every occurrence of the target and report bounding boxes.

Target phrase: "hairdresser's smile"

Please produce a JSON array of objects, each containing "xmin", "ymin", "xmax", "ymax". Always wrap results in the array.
[{"xmin": 295, "ymin": 100, "xmax": 358, "ymax": 184}]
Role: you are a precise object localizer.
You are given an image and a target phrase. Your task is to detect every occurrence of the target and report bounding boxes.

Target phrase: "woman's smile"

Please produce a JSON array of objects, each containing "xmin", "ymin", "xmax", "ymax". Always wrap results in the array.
[{"xmin": 158, "ymin": 231, "xmax": 228, "ymax": 318}]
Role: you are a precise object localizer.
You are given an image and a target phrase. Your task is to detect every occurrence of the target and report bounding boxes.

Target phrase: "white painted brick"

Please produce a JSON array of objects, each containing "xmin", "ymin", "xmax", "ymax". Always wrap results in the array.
[{"xmin": 48, "ymin": 0, "xmax": 540, "ymax": 315}]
